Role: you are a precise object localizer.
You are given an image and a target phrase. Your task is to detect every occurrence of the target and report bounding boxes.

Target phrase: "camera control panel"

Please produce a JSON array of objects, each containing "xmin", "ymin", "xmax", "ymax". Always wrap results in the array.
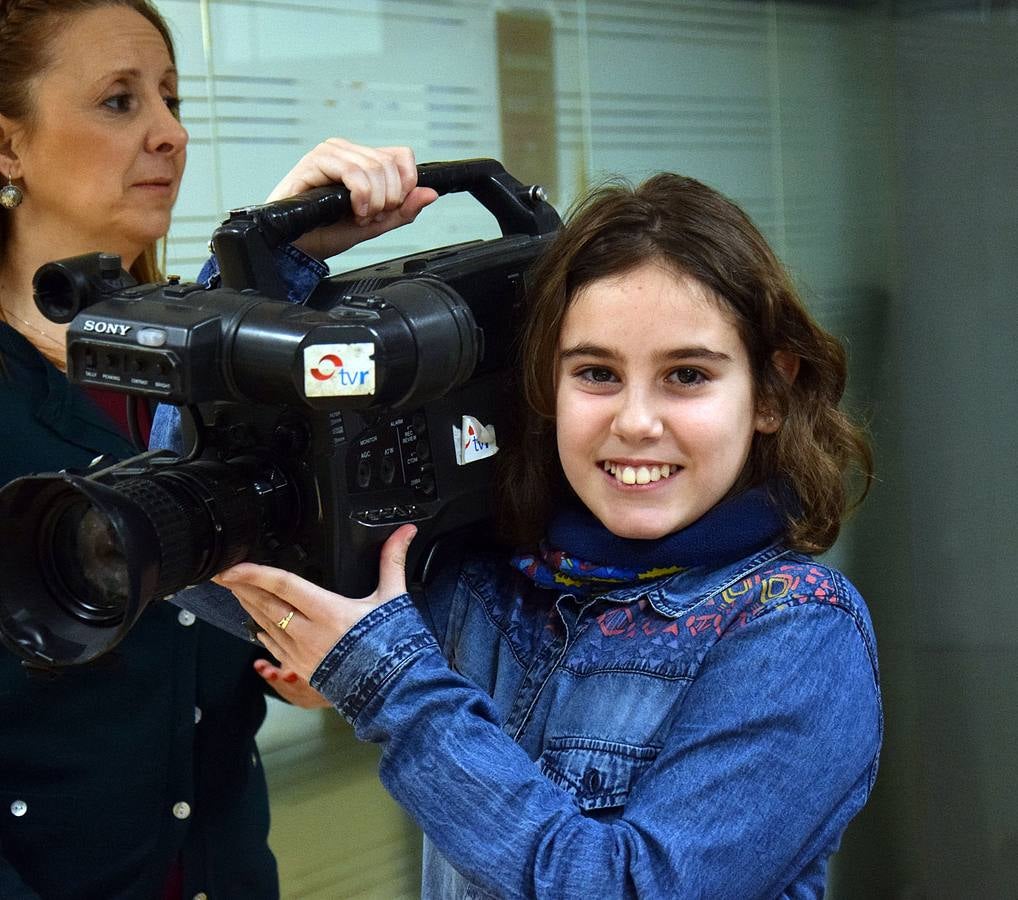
[{"xmin": 348, "ymin": 411, "xmax": 436, "ymax": 505}]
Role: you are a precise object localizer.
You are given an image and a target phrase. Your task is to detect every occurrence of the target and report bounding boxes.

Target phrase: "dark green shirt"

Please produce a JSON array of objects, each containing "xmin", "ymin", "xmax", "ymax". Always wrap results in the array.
[{"xmin": 0, "ymin": 323, "xmax": 279, "ymax": 899}]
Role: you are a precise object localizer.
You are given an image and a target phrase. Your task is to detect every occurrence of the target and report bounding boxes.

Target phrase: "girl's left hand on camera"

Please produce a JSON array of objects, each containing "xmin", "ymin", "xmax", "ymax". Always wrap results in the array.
[
  {"xmin": 213, "ymin": 524, "xmax": 418, "ymax": 682},
  {"xmin": 266, "ymin": 139, "xmax": 438, "ymax": 261}
]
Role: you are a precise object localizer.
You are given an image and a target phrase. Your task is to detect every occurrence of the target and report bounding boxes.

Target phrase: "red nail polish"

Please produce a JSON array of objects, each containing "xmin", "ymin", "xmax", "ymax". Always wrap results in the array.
[{"xmin": 284, "ymin": 673, "xmax": 298, "ymax": 683}]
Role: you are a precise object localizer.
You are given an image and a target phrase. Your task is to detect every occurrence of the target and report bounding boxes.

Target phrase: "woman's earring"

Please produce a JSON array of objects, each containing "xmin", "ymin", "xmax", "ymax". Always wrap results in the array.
[{"xmin": 0, "ymin": 176, "xmax": 24, "ymax": 209}]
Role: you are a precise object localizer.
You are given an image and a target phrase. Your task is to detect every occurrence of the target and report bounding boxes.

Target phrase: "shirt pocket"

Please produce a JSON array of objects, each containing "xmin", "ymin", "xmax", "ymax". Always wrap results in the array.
[{"xmin": 538, "ymin": 736, "xmax": 660, "ymax": 812}]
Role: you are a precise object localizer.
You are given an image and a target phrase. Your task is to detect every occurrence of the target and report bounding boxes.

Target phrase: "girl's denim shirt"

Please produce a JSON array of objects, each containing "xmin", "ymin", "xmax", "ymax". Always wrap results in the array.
[{"xmin": 310, "ymin": 544, "xmax": 882, "ymax": 900}]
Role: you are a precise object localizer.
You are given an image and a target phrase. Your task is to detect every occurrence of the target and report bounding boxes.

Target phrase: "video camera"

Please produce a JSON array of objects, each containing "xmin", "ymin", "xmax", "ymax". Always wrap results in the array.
[{"xmin": 0, "ymin": 159, "xmax": 560, "ymax": 668}]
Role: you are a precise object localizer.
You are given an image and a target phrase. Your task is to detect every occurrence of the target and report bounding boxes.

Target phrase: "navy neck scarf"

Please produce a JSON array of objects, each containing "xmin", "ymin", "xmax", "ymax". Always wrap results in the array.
[{"xmin": 511, "ymin": 484, "xmax": 788, "ymax": 594}]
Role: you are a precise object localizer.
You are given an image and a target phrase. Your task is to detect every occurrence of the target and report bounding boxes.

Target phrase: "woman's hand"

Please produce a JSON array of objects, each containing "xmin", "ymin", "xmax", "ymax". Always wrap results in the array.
[
  {"xmin": 213, "ymin": 524, "xmax": 417, "ymax": 682},
  {"xmin": 254, "ymin": 659, "xmax": 331, "ymax": 708},
  {"xmin": 266, "ymin": 139, "xmax": 438, "ymax": 260}
]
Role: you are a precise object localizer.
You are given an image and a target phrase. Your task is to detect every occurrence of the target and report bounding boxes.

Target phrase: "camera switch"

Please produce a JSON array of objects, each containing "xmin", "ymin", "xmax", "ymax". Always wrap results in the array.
[
  {"xmin": 356, "ymin": 458, "xmax": 372, "ymax": 489},
  {"xmin": 138, "ymin": 328, "xmax": 168, "ymax": 347}
]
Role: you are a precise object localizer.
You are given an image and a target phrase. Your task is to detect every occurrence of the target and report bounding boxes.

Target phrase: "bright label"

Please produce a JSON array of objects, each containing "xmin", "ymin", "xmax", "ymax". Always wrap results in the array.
[
  {"xmin": 303, "ymin": 343, "xmax": 375, "ymax": 397},
  {"xmin": 453, "ymin": 415, "xmax": 498, "ymax": 466}
]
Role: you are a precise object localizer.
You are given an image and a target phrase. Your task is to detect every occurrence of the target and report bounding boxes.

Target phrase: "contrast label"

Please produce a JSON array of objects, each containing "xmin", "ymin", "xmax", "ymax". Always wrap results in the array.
[
  {"xmin": 453, "ymin": 415, "xmax": 498, "ymax": 466},
  {"xmin": 303, "ymin": 343, "xmax": 375, "ymax": 397}
]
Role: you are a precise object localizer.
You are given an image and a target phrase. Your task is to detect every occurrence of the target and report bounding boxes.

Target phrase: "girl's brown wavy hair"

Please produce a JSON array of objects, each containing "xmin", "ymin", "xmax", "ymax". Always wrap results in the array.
[
  {"xmin": 0, "ymin": 0, "xmax": 175, "ymax": 286},
  {"xmin": 499, "ymin": 174, "xmax": 873, "ymax": 555}
]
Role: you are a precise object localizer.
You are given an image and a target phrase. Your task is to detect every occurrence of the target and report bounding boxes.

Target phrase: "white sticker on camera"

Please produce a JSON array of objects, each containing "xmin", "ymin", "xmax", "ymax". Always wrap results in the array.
[
  {"xmin": 303, "ymin": 343, "xmax": 375, "ymax": 397},
  {"xmin": 453, "ymin": 415, "xmax": 498, "ymax": 466}
]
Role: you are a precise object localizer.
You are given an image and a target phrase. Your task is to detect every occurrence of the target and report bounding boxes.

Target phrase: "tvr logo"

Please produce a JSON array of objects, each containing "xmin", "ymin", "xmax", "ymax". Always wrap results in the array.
[
  {"xmin": 453, "ymin": 415, "xmax": 498, "ymax": 466},
  {"xmin": 83, "ymin": 320, "xmax": 131, "ymax": 336},
  {"xmin": 309, "ymin": 353, "xmax": 369, "ymax": 387},
  {"xmin": 303, "ymin": 342, "xmax": 375, "ymax": 398}
]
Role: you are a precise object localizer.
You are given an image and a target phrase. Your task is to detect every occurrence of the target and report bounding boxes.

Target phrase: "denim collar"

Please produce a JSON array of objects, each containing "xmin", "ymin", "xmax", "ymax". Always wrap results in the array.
[{"xmin": 598, "ymin": 542, "xmax": 794, "ymax": 619}]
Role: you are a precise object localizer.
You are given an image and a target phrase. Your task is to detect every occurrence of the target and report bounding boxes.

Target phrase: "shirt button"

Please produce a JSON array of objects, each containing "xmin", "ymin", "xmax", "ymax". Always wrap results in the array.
[
  {"xmin": 250, "ymin": 751, "xmax": 258, "ymax": 768},
  {"xmin": 583, "ymin": 769, "xmax": 602, "ymax": 792},
  {"xmin": 194, "ymin": 706, "xmax": 202, "ymax": 724},
  {"xmin": 172, "ymin": 801, "xmax": 192, "ymax": 820},
  {"xmin": 194, "ymin": 894, "xmax": 208, "ymax": 900},
  {"xmin": 10, "ymin": 800, "xmax": 27, "ymax": 817},
  {"xmin": 177, "ymin": 609, "xmax": 196, "ymax": 627}
]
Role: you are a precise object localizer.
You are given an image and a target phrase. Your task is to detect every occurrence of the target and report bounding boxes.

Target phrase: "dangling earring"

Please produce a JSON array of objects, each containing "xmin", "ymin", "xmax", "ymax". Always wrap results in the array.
[{"xmin": 0, "ymin": 175, "xmax": 24, "ymax": 209}]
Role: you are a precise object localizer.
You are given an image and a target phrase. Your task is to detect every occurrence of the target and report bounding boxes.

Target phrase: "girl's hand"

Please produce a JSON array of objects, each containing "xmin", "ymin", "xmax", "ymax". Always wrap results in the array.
[
  {"xmin": 254, "ymin": 659, "xmax": 331, "ymax": 709},
  {"xmin": 213, "ymin": 524, "xmax": 417, "ymax": 682},
  {"xmin": 265, "ymin": 139, "xmax": 438, "ymax": 260}
]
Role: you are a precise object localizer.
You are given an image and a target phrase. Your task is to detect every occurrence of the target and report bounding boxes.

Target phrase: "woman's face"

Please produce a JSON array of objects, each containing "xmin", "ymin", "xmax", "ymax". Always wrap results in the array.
[
  {"xmin": 554, "ymin": 261, "xmax": 778, "ymax": 540},
  {"xmin": 9, "ymin": 5, "xmax": 187, "ymax": 263}
]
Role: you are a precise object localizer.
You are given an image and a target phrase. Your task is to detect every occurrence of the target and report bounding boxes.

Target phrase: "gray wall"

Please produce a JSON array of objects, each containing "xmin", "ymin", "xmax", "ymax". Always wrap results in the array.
[{"xmin": 836, "ymin": 8, "xmax": 1018, "ymax": 897}]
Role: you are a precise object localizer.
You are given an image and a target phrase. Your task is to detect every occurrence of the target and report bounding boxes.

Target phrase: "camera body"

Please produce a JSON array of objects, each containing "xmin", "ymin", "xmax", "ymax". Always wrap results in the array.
[{"xmin": 0, "ymin": 160, "xmax": 560, "ymax": 667}]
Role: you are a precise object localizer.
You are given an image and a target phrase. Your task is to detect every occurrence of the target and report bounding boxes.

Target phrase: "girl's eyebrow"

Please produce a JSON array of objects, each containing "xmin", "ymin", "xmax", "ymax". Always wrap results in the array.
[{"xmin": 559, "ymin": 343, "xmax": 732, "ymax": 363}]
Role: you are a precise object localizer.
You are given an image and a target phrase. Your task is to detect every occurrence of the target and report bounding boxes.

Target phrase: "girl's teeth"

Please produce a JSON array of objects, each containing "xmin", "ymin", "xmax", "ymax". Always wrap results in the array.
[{"xmin": 603, "ymin": 462, "xmax": 675, "ymax": 484}]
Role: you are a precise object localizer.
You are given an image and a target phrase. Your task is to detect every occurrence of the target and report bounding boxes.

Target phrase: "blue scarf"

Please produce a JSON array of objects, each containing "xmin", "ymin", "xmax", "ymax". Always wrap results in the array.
[{"xmin": 511, "ymin": 485, "xmax": 787, "ymax": 593}]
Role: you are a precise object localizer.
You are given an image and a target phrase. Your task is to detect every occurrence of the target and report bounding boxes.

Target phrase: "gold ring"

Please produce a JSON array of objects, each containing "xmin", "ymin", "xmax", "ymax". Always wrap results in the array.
[{"xmin": 276, "ymin": 610, "xmax": 295, "ymax": 631}]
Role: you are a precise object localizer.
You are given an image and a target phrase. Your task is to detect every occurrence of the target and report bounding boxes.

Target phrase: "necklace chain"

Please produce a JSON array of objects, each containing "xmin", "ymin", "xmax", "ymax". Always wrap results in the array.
[{"xmin": 0, "ymin": 289, "xmax": 65, "ymax": 350}]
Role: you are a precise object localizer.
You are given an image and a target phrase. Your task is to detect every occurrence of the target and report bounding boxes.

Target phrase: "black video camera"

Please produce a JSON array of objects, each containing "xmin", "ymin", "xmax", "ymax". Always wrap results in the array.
[{"xmin": 0, "ymin": 159, "xmax": 560, "ymax": 668}]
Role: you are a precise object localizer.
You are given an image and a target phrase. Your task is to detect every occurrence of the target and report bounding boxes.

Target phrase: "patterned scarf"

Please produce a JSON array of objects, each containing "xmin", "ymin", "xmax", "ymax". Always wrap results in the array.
[{"xmin": 511, "ymin": 484, "xmax": 788, "ymax": 594}]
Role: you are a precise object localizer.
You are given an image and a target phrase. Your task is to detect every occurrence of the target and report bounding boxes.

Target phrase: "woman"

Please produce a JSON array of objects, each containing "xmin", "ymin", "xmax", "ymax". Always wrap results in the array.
[
  {"xmin": 211, "ymin": 174, "xmax": 882, "ymax": 899},
  {"xmin": 0, "ymin": 1, "xmax": 433, "ymax": 897}
]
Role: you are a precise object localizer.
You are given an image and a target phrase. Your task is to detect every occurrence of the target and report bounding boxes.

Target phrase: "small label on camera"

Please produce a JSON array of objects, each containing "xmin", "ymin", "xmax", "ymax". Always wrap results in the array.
[
  {"xmin": 453, "ymin": 415, "xmax": 498, "ymax": 466},
  {"xmin": 303, "ymin": 343, "xmax": 375, "ymax": 397}
]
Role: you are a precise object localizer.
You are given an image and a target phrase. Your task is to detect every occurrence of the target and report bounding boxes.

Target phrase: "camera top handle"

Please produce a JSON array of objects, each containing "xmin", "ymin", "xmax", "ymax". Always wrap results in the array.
[{"xmin": 212, "ymin": 158, "xmax": 561, "ymax": 301}]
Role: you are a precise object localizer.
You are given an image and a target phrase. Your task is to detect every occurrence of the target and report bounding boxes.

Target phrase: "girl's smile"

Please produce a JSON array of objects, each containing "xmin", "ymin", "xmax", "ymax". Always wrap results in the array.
[
  {"xmin": 602, "ymin": 459, "xmax": 681, "ymax": 486},
  {"xmin": 554, "ymin": 260, "xmax": 778, "ymax": 540}
]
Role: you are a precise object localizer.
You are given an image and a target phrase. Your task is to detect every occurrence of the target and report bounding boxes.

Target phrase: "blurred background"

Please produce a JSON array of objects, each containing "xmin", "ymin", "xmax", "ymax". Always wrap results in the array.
[{"xmin": 152, "ymin": 1, "xmax": 1018, "ymax": 896}]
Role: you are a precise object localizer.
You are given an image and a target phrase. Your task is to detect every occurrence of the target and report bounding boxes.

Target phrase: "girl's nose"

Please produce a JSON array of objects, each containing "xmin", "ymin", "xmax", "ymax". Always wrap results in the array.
[{"xmin": 610, "ymin": 388, "xmax": 664, "ymax": 442}]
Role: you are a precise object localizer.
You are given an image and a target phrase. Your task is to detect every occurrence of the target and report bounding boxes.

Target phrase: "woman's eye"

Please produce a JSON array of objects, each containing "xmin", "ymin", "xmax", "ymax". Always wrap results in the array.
[
  {"xmin": 670, "ymin": 367, "xmax": 706, "ymax": 386},
  {"xmin": 164, "ymin": 96, "xmax": 182, "ymax": 117},
  {"xmin": 102, "ymin": 93, "xmax": 134, "ymax": 113}
]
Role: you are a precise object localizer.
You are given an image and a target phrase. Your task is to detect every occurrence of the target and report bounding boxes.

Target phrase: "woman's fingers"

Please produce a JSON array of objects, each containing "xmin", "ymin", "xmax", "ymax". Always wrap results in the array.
[
  {"xmin": 266, "ymin": 138, "xmax": 415, "ymax": 220},
  {"xmin": 255, "ymin": 660, "xmax": 332, "ymax": 708}
]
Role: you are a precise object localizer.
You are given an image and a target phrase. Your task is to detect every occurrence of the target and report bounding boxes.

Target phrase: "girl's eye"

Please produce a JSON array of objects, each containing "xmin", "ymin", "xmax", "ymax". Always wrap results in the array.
[
  {"xmin": 669, "ymin": 367, "xmax": 707, "ymax": 386},
  {"xmin": 577, "ymin": 366, "xmax": 618, "ymax": 385},
  {"xmin": 164, "ymin": 96, "xmax": 182, "ymax": 118},
  {"xmin": 102, "ymin": 93, "xmax": 134, "ymax": 113}
]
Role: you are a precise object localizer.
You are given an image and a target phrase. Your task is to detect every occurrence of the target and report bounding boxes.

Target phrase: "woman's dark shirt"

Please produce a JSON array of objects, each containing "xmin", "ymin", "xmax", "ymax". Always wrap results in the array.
[{"xmin": 0, "ymin": 322, "xmax": 278, "ymax": 899}]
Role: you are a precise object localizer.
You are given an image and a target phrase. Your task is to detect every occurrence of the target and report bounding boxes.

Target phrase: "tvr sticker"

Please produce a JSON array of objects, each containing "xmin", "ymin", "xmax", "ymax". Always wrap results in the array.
[
  {"xmin": 303, "ymin": 343, "xmax": 375, "ymax": 397},
  {"xmin": 453, "ymin": 415, "xmax": 498, "ymax": 466}
]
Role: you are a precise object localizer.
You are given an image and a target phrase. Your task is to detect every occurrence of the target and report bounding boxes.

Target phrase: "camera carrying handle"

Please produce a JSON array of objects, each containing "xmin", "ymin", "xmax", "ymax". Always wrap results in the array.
[{"xmin": 212, "ymin": 158, "xmax": 561, "ymax": 299}]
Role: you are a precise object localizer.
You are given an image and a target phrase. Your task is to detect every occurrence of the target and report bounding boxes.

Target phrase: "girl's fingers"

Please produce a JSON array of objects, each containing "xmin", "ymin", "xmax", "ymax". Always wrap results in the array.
[
  {"xmin": 215, "ymin": 564, "xmax": 337, "ymax": 620},
  {"xmin": 375, "ymin": 524, "xmax": 417, "ymax": 603},
  {"xmin": 253, "ymin": 627, "xmax": 289, "ymax": 668}
]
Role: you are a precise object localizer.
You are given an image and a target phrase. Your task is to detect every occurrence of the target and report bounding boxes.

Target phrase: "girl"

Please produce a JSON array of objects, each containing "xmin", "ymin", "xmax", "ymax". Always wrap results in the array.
[{"xmin": 213, "ymin": 173, "xmax": 882, "ymax": 899}]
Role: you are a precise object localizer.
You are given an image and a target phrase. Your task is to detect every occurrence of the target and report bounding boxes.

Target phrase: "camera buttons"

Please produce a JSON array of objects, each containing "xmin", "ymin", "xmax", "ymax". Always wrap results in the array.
[{"xmin": 137, "ymin": 328, "xmax": 168, "ymax": 347}]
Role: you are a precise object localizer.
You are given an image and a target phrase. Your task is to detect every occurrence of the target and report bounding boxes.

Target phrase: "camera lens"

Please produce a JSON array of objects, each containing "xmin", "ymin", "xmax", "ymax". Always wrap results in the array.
[
  {"xmin": 45, "ymin": 499, "xmax": 130, "ymax": 624},
  {"xmin": 0, "ymin": 457, "xmax": 299, "ymax": 667}
]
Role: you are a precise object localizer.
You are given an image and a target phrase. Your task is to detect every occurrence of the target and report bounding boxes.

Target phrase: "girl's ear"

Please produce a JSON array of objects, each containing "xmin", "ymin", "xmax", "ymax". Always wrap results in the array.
[{"xmin": 755, "ymin": 350, "xmax": 800, "ymax": 434}]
